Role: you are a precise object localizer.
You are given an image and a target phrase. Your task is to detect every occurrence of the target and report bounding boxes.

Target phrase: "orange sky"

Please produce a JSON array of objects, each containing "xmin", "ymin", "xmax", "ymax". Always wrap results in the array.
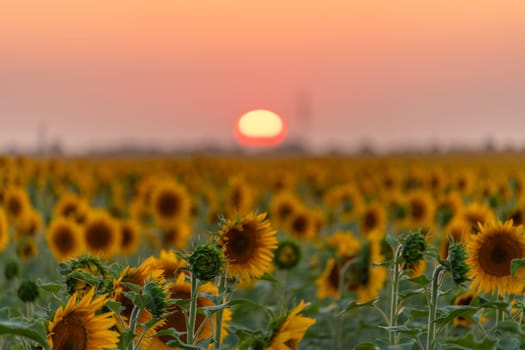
[{"xmin": 1, "ymin": 1, "xmax": 525, "ymax": 152}]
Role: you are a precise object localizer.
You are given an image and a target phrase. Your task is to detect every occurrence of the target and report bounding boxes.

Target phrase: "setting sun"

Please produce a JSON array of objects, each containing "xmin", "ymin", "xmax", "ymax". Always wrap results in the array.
[{"xmin": 235, "ymin": 109, "xmax": 287, "ymax": 147}]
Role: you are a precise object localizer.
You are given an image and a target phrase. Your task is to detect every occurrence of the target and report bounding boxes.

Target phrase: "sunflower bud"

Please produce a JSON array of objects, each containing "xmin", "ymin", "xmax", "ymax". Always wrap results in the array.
[
  {"xmin": 448, "ymin": 241, "xmax": 469, "ymax": 285},
  {"xmin": 188, "ymin": 244, "xmax": 224, "ymax": 282},
  {"xmin": 143, "ymin": 279, "xmax": 167, "ymax": 319},
  {"xmin": 4, "ymin": 260, "xmax": 19, "ymax": 281},
  {"xmin": 273, "ymin": 240, "xmax": 301, "ymax": 270},
  {"xmin": 17, "ymin": 280, "xmax": 39, "ymax": 303},
  {"xmin": 401, "ymin": 232, "xmax": 426, "ymax": 265}
]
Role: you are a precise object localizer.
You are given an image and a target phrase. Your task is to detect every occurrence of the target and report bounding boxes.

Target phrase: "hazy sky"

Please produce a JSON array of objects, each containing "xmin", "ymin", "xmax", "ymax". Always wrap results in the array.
[{"xmin": 1, "ymin": 1, "xmax": 525, "ymax": 153}]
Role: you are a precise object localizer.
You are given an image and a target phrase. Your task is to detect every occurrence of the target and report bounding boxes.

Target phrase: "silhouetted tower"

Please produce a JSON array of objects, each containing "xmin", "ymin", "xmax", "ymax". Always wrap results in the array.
[
  {"xmin": 37, "ymin": 122, "xmax": 47, "ymax": 156},
  {"xmin": 295, "ymin": 90, "xmax": 313, "ymax": 147}
]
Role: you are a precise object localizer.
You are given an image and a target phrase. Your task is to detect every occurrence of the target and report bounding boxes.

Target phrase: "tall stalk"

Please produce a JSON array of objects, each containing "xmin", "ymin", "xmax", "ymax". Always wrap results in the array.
[
  {"xmin": 187, "ymin": 274, "xmax": 200, "ymax": 345},
  {"xmin": 427, "ymin": 265, "xmax": 445, "ymax": 350},
  {"xmin": 214, "ymin": 273, "xmax": 228, "ymax": 350},
  {"xmin": 389, "ymin": 245, "xmax": 402, "ymax": 345}
]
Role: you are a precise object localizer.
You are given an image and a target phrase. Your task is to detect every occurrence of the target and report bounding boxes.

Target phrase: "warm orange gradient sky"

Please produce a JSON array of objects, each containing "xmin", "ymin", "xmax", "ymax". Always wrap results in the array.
[{"xmin": 1, "ymin": 1, "xmax": 525, "ymax": 152}]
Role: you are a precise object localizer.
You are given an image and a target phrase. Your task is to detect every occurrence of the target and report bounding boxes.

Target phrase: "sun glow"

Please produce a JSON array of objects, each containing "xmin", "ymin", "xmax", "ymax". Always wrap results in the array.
[{"xmin": 235, "ymin": 109, "xmax": 287, "ymax": 147}]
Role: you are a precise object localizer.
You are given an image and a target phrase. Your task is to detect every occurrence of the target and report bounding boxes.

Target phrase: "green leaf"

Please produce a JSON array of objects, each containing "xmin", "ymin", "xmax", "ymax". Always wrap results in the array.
[
  {"xmin": 511, "ymin": 258, "xmax": 525, "ymax": 278},
  {"xmin": 378, "ymin": 325, "xmax": 421, "ymax": 339},
  {"xmin": 400, "ymin": 274, "xmax": 430, "ymax": 287},
  {"xmin": 154, "ymin": 328, "xmax": 187, "ymax": 338},
  {"xmin": 385, "ymin": 234, "xmax": 400, "ymax": 250},
  {"xmin": 339, "ymin": 298, "xmax": 377, "ymax": 315},
  {"xmin": 0, "ymin": 319, "xmax": 49, "ymax": 350},
  {"xmin": 39, "ymin": 282, "xmax": 63, "ymax": 294},
  {"xmin": 445, "ymin": 333, "xmax": 496, "ymax": 350},
  {"xmin": 354, "ymin": 342, "xmax": 379, "ymax": 350},
  {"xmin": 258, "ymin": 272, "xmax": 277, "ymax": 282},
  {"xmin": 119, "ymin": 330, "xmax": 135, "ymax": 350},
  {"xmin": 433, "ymin": 306, "xmax": 478, "ymax": 326}
]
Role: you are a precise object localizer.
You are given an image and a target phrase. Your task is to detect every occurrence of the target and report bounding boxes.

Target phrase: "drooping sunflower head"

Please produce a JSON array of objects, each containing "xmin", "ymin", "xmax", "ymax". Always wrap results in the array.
[
  {"xmin": 468, "ymin": 220, "xmax": 525, "ymax": 296},
  {"xmin": 83, "ymin": 210, "xmax": 121, "ymax": 259},
  {"xmin": 46, "ymin": 217, "xmax": 85, "ymax": 261},
  {"xmin": 61, "ymin": 255, "xmax": 111, "ymax": 297},
  {"xmin": 47, "ymin": 288, "xmax": 119, "ymax": 350},
  {"xmin": 151, "ymin": 180, "xmax": 191, "ymax": 226},
  {"xmin": 218, "ymin": 212, "xmax": 278, "ymax": 281},
  {"xmin": 266, "ymin": 300, "xmax": 316, "ymax": 350}
]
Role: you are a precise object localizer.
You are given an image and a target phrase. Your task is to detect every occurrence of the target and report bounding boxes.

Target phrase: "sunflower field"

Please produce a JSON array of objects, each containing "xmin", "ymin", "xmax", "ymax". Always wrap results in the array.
[{"xmin": 2, "ymin": 153, "xmax": 525, "ymax": 349}]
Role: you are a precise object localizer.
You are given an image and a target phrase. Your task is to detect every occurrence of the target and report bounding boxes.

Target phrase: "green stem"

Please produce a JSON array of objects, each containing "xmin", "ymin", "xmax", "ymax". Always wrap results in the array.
[
  {"xmin": 214, "ymin": 274, "xmax": 228, "ymax": 350},
  {"xmin": 389, "ymin": 245, "xmax": 402, "ymax": 345},
  {"xmin": 127, "ymin": 306, "xmax": 141, "ymax": 350},
  {"xmin": 187, "ymin": 274, "xmax": 200, "ymax": 345},
  {"xmin": 336, "ymin": 259, "xmax": 354, "ymax": 350},
  {"xmin": 427, "ymin": 265, "xmax": 445, "ymax": 350}
]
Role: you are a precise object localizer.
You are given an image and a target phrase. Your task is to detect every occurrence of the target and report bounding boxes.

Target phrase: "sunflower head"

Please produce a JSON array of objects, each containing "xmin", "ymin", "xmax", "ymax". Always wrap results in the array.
[
  {"xmin": 274, "ymin": 240, "xmax": 302, "ymax": 270},
  {"xmin": 468, "ymin": 220, "xmax": 525, "ymax": 296},
  {"xmin": 401, "ymin": 231, "xmax": 427, "ymax": 265},
  {"xmin": 266, "ymin": 300, "xmax": 316, "ymax": 350},
  {"xmin": 448, "ymin": 240, "xmax": 470, "ymax": 285},
  {"xmin": 17, "ymin": 280, "xmax": 39, "ymax": 303},
  {"xmin": 4, "ymin": 260, "xmax": 19, "ymax": 281},
  {"xmin": 59, "ymin": 255, "xmax": 111, "ymax": 297},
  {"xmin": 188, "ymin": 243, "xmax": 224, "ymax": 282},
  {"xmin": 218, "ymin": 212, "xmax": 278, "ymax": 281},
  {"xmin": 143, "ymin": 279, "xmax": 168, "ymax": 319}
]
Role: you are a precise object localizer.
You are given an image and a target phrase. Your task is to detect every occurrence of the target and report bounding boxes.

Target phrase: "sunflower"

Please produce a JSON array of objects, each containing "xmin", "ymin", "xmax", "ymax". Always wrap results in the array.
[
  {"xmin": 266, "ymin": 300, "xmax": 316, "ymax": 350},
  {"xmin": 14, "ymin": 209, "xmax": 42, "ymax": 239},
  {"xmin": 460, "ymin": 202, "xmax": 496, "ymax": 234},
  {"xmin": 326, "ymin": 231, "xmax": 361, "ymax": 258},
  {"xmin": 83, "ymin": 210, "xmax": 121, "ymax": 259},
  {"xmin": 287, "ymin": 209, "xmax": 318, "ymax": 241},
  {"xmin": 46, "ymin": 217, "xmax": 85, "ymax": 261},
  {"xmin": 218, "ymin": 212, "xmax": 278, "ymax": 281},
  {"xmin": 505, "ymin": 205, "xmax": 525, "ymax": 226},
  {"xmin": 160, "ymin": 221, "xmax": 191, "ymax": 250},
  {"xmin": 436, "ymin": 191, "xmax": 463, "ymax": 226},
  {"xmin": 112, "ymin": 263, "xmax": 165, "ymax": 350},
  {"xmin": 53, "ymin": 193, "xmax": 88, "ymax": 222},
  {"xmin": 405, "ymin": 191, "xmax": 436, "ymax": 230},
  {"xmin": 360, "ymin": 203, "xmax": 386, "ymax": 237},
  {"xmin": 150, "ymin": 180, "xmax": 191, "ymax": 227},
  {"xmin": 47, "ymin": 288, "xmax": 119, "ymax": 350},
  {"xmin": 269, "ymin": 192, "xmax": 302, "ymax": 228},
  {"xmin": 16, "ymin": 238, "xmax": 38, "ymax": 261},
  {"xmin": 316, "ymin": 237, "xmax": 386, "ymax": 302},
  {"xmin": 323, "ymin": 184, "xmax": 363, "ymax": 222},
  {"xmin": 0, "ymin": 208, "xmax": 8, "ymax": 252},
  {"xmin": 151, "ymin": 273, "xmax": 231, "ymax": 347},
  {"xmin": 452, "ymin": 291, "xmax": 486, "ymax": 327},
  {"xmin": 467, "ymin": 220, "xmax": 525, "ymax": 296},
  {"xmin": 119, "ymin": 219, "xmax": 141, "ymax": 256},
  {"xmin": 439, "ymin": 218, "xmax": 469, "ymax": 259},
  {"xmin": 141, "ymin": 249, "xmax": 188, "ymax": 280},
  {"xmin": 224, "ymin": 175, "xmax": 255, "ymax": 217},
  {"xmin": 4, "ymin": 187, "xmax": 31, "ymax": 222}
]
